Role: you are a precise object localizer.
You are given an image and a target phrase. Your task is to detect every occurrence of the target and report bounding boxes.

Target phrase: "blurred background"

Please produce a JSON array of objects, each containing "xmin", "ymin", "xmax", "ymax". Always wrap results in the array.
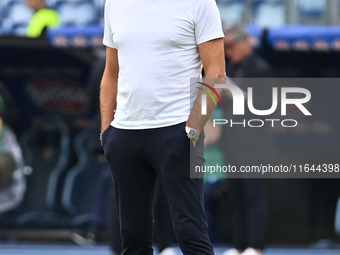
[{"xmin": 0, "ymin": 0, "xmax": 340, "ymax": 254}]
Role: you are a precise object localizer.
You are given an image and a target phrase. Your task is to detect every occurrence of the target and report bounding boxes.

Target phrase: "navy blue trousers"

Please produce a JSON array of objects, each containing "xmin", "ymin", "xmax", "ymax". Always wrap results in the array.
[
  {"xmin": 228, "ymin": 178, "xmax": 266, "ymax": 250},
  {"xmin": 102, "ymin": 122, "xmax": 214, "ymax": 255}
]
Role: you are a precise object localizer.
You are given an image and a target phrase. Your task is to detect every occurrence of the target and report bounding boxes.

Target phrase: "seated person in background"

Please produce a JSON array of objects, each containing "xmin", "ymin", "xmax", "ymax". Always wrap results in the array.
[
  {"xmin": 0, "ymin": 153, "xmax": 26, "ymax": 214},
  {"xmin": 0, "ymin": 96, "xmax": 24, "ymax": 170},
  {"xmin": 26, "ymin": 0, "xmax": 60, "ymax": 38}
]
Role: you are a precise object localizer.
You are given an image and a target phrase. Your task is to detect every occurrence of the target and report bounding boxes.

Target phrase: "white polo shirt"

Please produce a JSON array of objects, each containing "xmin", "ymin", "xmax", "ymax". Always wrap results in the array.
[{"xmin": 103, "ymin": 0, "xmax": 224, "ymax": 129}]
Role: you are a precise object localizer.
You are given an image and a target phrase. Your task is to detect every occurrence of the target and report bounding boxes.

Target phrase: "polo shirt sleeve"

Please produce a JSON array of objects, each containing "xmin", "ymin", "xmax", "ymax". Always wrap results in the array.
[
  {"xmin": 194, "ymin": 0, "xmax": 224, "ymax": 45},
  {"xmin": 103, "ymin": 0, "xmax": 117, "ymax": 48}
]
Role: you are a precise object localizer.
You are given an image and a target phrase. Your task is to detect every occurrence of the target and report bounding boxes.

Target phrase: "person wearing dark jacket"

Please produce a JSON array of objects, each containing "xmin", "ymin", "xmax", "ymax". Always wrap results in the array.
[{"xmin": 222, "ymin": 24, "xmax": 275, "ymax": 255}]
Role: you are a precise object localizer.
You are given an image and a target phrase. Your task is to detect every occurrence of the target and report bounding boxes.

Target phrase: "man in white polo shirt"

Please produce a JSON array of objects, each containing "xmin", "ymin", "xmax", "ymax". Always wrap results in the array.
[{"xmin": 100, "ymin": 0, "xmax": 226, "ymax": 254}]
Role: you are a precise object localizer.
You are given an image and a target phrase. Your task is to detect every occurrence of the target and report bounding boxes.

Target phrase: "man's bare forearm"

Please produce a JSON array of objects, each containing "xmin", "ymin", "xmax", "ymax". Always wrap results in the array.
[
  {"xmin": 188, "ymin": 38, "xmax": 226, "ymax": 137},
  {"xmin": 100, "ymin": 47, "xmax": 119, "ymax": 133},
  {"xmin": 100, "ymin": 72, "xmax": 117, "ymax": 133}
]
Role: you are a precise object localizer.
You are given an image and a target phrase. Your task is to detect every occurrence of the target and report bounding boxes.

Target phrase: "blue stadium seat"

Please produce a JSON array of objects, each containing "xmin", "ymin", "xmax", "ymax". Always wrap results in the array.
[
  {"xmin": 9, "ymin": 24, "xmax": 30, "ymax": 36},
  {"xmin": 252, "ymin": 0, "xmax": 285, "ymax": 27},
  {"xmin": 61, "ymin": 120, "xmax": 108, "ymax": 227},
  {"xmin": 57, "ymin": 1, "xmax": 97, "ymax": 26},
  {"xmin": 14, "ymin": 114, "xmax": 71, "ymax": 227},
  {"xmin": 93, "ymin": 0, "xmax": 105, "ymax": 24},
  {"xmin": 1, "ymin": 2, "xmax": 33, "ymax": 35},
  {"xmin": 298, "ymin": 0, "xmax": 326, "ymax": 18},
  {"xmin": 45, "ymin": 0, "xmax": 63, "ymax": 8},
  {"xmin": 13, "ymin": 116, "xmax": 107, "ymax": 229},
  {"xmin": 0, "ymin": 0, "xmax": 22, "ymax": 10},
  {"xmin": 50, "ymin": 0, "xmax": 95, "ymax": 10},
  {"xmin": 216, "ymin": 0, "xmax": 245, "ymax": 25}
]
